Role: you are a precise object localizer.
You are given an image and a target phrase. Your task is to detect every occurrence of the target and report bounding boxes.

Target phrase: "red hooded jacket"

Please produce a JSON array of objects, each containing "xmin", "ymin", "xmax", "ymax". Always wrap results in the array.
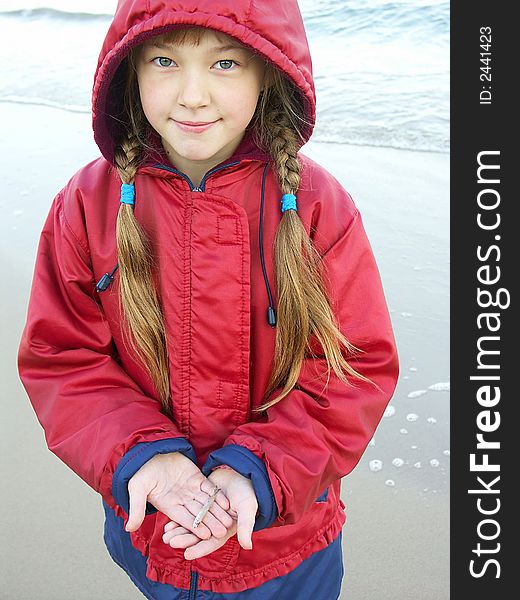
[{"xmin": 17, "ymin": 0, "xmax": 399, "ymax": 595}]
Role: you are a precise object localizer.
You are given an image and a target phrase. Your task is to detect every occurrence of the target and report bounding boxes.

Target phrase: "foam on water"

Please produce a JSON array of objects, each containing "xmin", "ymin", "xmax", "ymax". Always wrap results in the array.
[
  {"xmin": 383, "ymin": 405, "xmax": 396, "ymax": 418},
  {"xmin": 428, "ymin": 382, "xmax": 450, "ymax": 392},
  {"xmin": 369, "ymin": 459, "xmax": 383, "ymax": 472}
]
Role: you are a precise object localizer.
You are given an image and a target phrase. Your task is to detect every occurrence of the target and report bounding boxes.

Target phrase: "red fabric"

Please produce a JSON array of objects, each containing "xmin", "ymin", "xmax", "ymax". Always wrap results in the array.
[{"xmin": 17, "ymin": 0, "xmax": 399, "ymax": 593}]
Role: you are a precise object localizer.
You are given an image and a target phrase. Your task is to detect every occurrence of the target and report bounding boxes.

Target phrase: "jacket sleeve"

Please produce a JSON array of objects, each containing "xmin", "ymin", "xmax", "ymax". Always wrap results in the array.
[
  {"xmin": 202, "ymin": 198, "xmax": 399, "ymax": 527},
  {"xmin": 202, "ymin": 445, "xmax": 278, "ymax": 531},
  {"xmin": 17, "ymin": 189, "xmax": 194, "ymax": 512}
]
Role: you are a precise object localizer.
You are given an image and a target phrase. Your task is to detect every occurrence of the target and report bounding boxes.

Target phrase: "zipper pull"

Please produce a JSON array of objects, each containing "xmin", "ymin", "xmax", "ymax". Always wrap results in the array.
[{"xmin": 193, "ymin": 186, "xmax": 202, "ymax": 192}]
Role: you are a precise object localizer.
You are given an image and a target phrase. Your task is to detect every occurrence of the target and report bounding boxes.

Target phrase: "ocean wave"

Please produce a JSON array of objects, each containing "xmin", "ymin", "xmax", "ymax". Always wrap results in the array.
[
  {"xmin": 1, "ymin": 0, "xmax": 448, "ymax": 154},
  {"xmin": 0, "ymin": 7, "xmax": 112, "ymax": 20},
  {"xmin": 0, "ymin": 96, "xmax": 448, "ymax": 153},
  {"xmin": 303, "ymin": 0, "xmax": 449, "ymax": 41},
  {"xmin": 0, "ymin": 96, "xmax": 90, "ymax": 114},
  {"xmin": 2, "ymin": 1, "xmax": 449, "ymax": 39}
]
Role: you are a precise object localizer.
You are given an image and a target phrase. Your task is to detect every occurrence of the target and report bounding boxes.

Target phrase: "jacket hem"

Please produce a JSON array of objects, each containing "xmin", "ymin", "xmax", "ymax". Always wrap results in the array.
[{"xmin": 140, "ymin": 505, "xmax": 346, "ymax": 593}]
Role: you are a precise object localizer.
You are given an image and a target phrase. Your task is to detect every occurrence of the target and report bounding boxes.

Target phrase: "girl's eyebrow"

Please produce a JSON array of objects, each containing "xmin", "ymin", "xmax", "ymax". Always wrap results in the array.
[{"xmin": 148, "ymin": 41, "xmax": 246, "ymax": 53}]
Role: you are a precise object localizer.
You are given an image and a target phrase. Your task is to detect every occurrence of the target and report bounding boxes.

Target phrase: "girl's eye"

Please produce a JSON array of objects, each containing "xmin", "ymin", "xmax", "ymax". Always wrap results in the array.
[
  {"xmin": 214, "ymin": 59, "xmax": 239, "ymax": 71},
  {"xmin": 152, "ymin": 57, "xmax": 175, "ymax": 68},
  {"xmin": 151, "ymin": 57, "xmax": 239, "ymax": 70}
]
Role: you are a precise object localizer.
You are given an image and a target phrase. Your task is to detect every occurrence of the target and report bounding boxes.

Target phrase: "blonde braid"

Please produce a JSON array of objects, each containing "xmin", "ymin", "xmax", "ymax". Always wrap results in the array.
[
  {"xmin": 113, "ymin": 133, "xmax": 171, "ymax": 414},
  {"xmin": 256, "ymin": 107, "xmax": 372, "ymax": 412}
]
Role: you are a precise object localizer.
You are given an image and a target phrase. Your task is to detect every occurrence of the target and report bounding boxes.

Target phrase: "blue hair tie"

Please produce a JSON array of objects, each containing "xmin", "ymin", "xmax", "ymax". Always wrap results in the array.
[
  {"xmin": 120, "ymin": 183, "xmax": 135, "ymax": 205},
  {"xmin": 281, "ymin": 193, "xmax": 297, "ymax": 213}
]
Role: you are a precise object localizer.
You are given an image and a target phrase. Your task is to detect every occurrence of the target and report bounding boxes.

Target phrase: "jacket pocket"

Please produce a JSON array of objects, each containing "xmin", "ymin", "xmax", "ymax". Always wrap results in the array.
[{"xmin": 315, "ymin": 487, "xmax": 329, "ymax": 503}]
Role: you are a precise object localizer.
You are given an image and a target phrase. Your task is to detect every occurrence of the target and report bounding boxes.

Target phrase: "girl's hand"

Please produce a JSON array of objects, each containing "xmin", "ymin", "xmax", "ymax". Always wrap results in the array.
[
  {"xmin": 162, "ymin": 466, "xmax": 258, "ymax": 560},
  {"xmin": 125, "ymin": 452, "xmax": 235, "ymax": 541}
]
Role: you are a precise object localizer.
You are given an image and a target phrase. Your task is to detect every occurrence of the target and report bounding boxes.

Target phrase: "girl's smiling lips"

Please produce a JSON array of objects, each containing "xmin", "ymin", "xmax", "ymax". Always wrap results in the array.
[{"xmin": 174, "ymin": 119, "xmax": 220, "ymax": 133}]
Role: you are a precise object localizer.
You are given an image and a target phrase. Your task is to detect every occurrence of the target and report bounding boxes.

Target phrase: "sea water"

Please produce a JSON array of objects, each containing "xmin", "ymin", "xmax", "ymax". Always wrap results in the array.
[{"xmin": 0, "ymin": 0, "xmax": 449, "ymax": 152}]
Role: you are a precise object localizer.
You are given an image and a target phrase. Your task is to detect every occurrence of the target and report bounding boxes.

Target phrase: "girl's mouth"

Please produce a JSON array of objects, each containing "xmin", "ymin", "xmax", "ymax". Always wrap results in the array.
[{"xmin": 174, "ymin": 120, "xmax": 219, "ymax": 133}]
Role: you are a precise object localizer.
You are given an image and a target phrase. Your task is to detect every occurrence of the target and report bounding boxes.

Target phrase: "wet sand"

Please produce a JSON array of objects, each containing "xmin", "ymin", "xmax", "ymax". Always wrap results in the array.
[{"xmin": 1, "ymin": 102, "xmax": 449, "ymax": 599}]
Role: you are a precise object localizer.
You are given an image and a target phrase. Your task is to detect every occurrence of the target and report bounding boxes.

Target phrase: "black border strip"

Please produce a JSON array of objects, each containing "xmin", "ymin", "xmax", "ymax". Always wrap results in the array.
[{"xmin": 451, "ymin": 2, "xmax": 513, "ymax": 596}]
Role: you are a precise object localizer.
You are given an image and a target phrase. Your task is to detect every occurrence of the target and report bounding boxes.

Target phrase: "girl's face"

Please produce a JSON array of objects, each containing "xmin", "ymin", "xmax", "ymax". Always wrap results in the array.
[{"xmin": 135, "ymin": 30, "xmax": 266, "ymax": 184}]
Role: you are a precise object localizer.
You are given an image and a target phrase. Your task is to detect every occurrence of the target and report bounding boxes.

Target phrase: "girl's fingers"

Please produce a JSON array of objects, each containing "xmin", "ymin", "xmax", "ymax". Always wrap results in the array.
[
  {"xmin": 190, "ymin": 487, "xmax": 235, "ymax": 531},
  {"xmin": 199, "ymin": 478, "xmax": 230, "ymax": 512},
  {"xmin": 184, "ymin": 528, "xmax": 234, "ymax": 560},
  {"xmin": 162, "ymin": 524, "xmax": 214, "ymax": 550},
  {"xmin": 168, "ymin": 531, "xmax": 201, "ymax": 549},
  {"xmin": 162, "ymin": 499, "xmax": 234, "ymax": 541},
  {"xmin": 126, "ymin": 482, "xmax": 147, "ymax": 532},
  {"xmin": 215, "ymin": 490, "xmax": 230, "ymax": 511},
  {"xmin": 185, "ymin": 497, "xmax": 229, "ymax": 539},
  {"xmin": 166, "ymin": 504, "xmax": 213, "ymax": 539},
  {"xmin": 236, "ymin": 503, "xmax": 256, "ymax": 550},
  {"xmin": 164, "ymin": 520, "xmax": 178, "ymax": 533},
  {"xmin": 162, "ymin": 525, "xmax": 190, "ymax": 544},
  {"xmin": 166, "ymin": 500, "xmax": 229, "ymax": 540},
  {"xmin": 205, "ymin": 499, "xmax": 235, "ymax": 529}
]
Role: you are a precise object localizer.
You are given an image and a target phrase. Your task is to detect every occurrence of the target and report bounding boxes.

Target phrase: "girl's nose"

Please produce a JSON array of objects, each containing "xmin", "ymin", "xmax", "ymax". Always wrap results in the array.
[{"xmin": 177, "ymin": 72, "xmax": 210, "ymax": 109}]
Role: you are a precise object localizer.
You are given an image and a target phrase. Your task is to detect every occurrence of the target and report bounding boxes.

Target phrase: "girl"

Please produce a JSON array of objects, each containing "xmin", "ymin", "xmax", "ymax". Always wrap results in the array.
[{"xmin": 17, "ymin": 0, "xmax": 399, "ymax": 598}]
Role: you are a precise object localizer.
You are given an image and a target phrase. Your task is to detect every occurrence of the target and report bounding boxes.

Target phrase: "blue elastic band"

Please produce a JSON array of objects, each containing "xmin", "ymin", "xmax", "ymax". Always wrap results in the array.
[
  {"xmin": 281, "ymin": 193, "xmax": 297, "ymax": 213},
  {"xmin": 120, "ymin": 183, "xmax": 135, "ymax": 205}
]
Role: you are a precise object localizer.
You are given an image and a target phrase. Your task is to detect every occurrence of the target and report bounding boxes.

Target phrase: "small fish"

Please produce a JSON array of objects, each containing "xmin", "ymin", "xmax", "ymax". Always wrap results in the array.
[{"xmin": 192, "ymin": 486, "xmax": 221, "ymax": 528}]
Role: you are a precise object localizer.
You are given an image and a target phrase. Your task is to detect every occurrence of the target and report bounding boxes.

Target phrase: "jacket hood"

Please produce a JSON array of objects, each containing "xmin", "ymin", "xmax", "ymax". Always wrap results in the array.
[{"xmin": 92, "ymin": 0, "xmax": 316, "ymax": 166}]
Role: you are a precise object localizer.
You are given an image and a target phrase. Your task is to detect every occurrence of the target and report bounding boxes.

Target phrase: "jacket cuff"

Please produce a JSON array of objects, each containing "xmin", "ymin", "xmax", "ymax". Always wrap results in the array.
[
  {"xmin": 112, "ymin": 438, "xmax": 197, "ymax": 516},
  {"xmin": 201, "ymin": 444, "xmax": 278, "ymax": 531}
]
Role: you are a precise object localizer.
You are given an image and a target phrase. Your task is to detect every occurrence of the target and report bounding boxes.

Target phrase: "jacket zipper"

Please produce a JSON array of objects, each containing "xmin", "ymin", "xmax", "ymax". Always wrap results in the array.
[
  {"xmin": 189, "ymin": 568, "xmax": 199, "ymax": 599},
  {"xmin": 152, "ymin": 161, "xmax": 241, "ymax": 192}
]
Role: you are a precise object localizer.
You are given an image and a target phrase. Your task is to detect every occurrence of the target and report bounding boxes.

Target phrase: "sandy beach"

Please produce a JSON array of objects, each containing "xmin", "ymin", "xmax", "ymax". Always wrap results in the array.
[{"xmin": 1, "ymin": 102, "xmax": 449, "ymax": 599}]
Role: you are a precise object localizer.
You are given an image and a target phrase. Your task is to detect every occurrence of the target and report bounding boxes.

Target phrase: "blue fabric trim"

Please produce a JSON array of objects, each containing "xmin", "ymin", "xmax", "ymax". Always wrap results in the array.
[
  {"xmin": 201, "ymin": 444, "xmax": 278, "ymax": 532},
  {"xmin": 315, "ymin": 487, "xmax": 329, "ymax": 502},
  {"xmin": 112, "ymin": 438, "xmax": 197, "ymax": 516}
]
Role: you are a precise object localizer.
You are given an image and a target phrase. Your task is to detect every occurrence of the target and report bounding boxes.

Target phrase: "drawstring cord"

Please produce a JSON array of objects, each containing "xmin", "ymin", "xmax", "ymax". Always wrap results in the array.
[{"xmin": 259, "ymin": 163, "xmax": 276, "ymax": 326}]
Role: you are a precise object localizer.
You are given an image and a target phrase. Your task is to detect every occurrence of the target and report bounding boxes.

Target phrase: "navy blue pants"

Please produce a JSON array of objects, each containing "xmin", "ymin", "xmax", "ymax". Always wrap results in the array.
[{"xmin": 103, "ymin": 500, "xmax": 344, "ymax": 599}]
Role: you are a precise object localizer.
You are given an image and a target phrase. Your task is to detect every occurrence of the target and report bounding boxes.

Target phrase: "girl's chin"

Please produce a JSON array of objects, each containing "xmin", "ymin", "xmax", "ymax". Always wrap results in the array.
[{"xmin": 164, "ymin": 140, "xmax": 226, "ymax": 160}]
